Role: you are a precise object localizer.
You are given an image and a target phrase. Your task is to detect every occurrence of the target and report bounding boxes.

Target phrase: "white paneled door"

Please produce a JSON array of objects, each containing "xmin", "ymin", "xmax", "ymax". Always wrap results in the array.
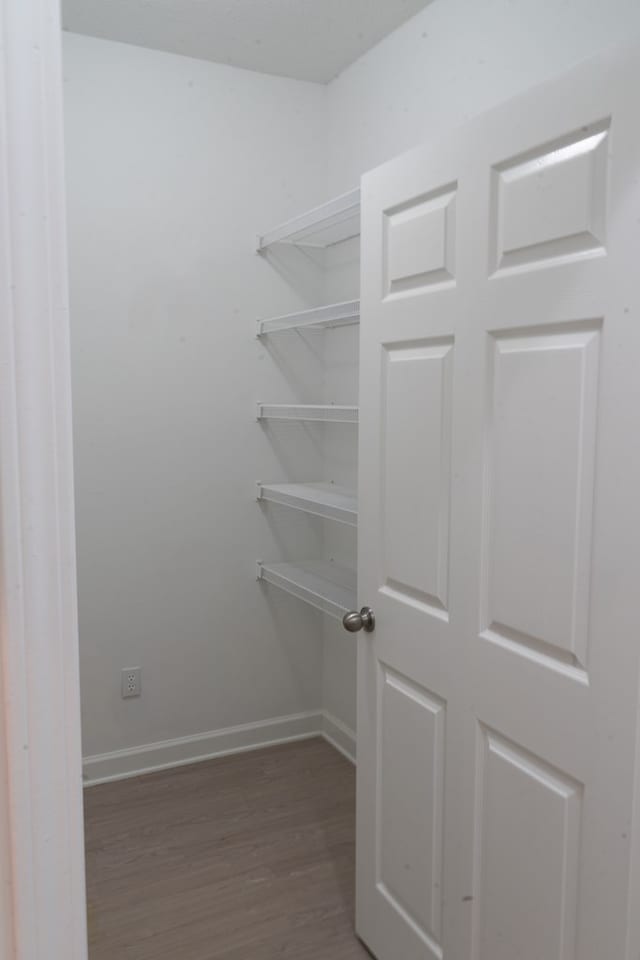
[{"xmin": 356, "ymin": 43, "xmax": 640, "ymax": 960}]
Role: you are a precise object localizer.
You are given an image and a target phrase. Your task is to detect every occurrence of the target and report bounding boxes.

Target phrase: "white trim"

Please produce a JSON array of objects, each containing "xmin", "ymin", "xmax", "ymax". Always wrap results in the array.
[
  {"xmin": 322, "ymin": 711, "xmax": 357, "ymax": 765},
  {"xmin": 84, "ymin": 711, "xmax": 323, "ymax": 786},
  {"xmin": 0, "ymin": 1, "xmax": 87, "ymax": 958},
  {"xmin": 83, "ymin": 710, "xmax": 357, "ymax": 786}
]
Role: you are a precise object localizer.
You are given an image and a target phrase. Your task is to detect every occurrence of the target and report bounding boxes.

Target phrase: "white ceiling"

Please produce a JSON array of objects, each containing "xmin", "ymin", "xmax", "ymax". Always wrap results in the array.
[{"xmin": 61, "ymin": 0, "xmax": 432, "ymax": 84}]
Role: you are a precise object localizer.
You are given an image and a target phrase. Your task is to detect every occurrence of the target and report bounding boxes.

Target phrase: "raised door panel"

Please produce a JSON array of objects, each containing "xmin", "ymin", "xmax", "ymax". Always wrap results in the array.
[
  {"xmin": 383, "ymin": 184, "xmax": 457, "ymax": 296},
  {"xmin": 481, "ymin": 322, "xmax": 601, "ymax": 678},
  {"xmin": 378, "ymin": 666, "xmax": 445, "ymax": 959},
  {"xmin": 381, "ymin": 339, "xmax": 454, "ymax": 619},
  {"xmin": 491, "ymin": 122, "xmax": 609, "ymax": 273},
  {"xmin": 472, "ymin": 728, "xmax": 582, "ymax": 960}
]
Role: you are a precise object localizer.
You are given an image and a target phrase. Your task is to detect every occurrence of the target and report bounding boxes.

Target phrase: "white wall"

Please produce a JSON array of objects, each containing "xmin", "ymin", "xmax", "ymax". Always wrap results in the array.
[
  {"xmin": 63, "ymin": 33, "xmax": 330, "ymax": 760},
  {"xmin": 321, "ymin": 0, "xmax": 640, "ymax": 733},
  {"xmin": 327, "ymin": 0, "xmax": 640, "ymax": 196},
  {"xmin": 66, "ymin": 0, "xmax": 640, "ymax": 760}
]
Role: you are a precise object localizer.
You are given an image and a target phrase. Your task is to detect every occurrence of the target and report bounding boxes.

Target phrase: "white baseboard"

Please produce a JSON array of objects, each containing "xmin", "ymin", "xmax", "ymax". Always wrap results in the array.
[
  {"xmin": 83, "ymin": 709, "xmax": 357, "ymax": 786},
  {"xmin": 321, "ymin": 711, "xmax": 356, "ymax": 764},
  {"xmin": 83, "ymin": 710, "xmax": 324, "ymax": 786}
]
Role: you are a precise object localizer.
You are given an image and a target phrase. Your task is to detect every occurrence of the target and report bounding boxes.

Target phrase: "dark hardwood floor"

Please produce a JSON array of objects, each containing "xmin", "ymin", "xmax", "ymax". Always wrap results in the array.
[{"xmin": 84, "ymin": 737, "xmax": 371, "ymax": 959}]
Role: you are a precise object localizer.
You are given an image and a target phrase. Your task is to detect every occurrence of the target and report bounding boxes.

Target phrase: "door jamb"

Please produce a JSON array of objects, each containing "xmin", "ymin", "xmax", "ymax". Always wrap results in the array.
[{"xmin": 0, "ymin": 1, "xmax": 87, "ymax": 957}]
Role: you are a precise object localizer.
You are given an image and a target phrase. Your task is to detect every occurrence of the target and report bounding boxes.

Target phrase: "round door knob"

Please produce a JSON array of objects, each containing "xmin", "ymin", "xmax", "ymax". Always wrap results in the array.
[{"xmin": 342, "ymin": 606, "xmax": 375, "ymax": 633}]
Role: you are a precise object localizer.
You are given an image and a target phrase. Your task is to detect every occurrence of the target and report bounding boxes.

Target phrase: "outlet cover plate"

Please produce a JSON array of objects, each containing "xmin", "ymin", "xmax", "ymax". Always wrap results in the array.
[{"xmin": 121, "ymin": 667, "xmax": 141, "ymax": 699}]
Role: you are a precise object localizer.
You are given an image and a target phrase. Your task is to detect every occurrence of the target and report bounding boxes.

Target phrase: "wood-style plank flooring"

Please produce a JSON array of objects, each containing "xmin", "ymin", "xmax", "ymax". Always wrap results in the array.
[{"xmin": 84, "ymin": 737, "xmax": 372, "ymax": 959}]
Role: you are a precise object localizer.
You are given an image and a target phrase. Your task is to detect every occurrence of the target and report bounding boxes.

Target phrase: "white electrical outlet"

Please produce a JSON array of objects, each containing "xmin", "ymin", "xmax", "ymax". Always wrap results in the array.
[{"xmin": 121, "ymin": 667, "xmax": 141, "ymax": 699}]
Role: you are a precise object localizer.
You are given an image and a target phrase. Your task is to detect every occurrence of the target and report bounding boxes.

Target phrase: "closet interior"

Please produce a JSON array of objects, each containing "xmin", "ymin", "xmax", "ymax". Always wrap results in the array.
[{"xmin": 55, "ymin": 3, "xmax": 640, "ymax": 959}]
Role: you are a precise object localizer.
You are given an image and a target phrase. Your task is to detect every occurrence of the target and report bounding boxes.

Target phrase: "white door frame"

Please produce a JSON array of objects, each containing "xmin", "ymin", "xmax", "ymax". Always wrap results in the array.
[{"xmin": 0, "ymin": 0, "xmax": 87, "ymax": 958}]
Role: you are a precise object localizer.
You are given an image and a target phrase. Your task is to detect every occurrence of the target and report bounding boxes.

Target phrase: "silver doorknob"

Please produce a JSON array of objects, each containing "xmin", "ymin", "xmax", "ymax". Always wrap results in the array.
[{"xmin": 342, "ymin": 606, "xmax": 375, "ymax": 633}]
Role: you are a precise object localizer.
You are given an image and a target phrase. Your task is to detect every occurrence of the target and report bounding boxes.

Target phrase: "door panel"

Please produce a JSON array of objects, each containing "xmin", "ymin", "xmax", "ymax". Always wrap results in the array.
[
  {"xmin": 491, "ymin": 121, "xmax": 609, "ymax": 272},
  {"xmin": 384, "ymin": 184, "xmax": 457, "ymax": 296},
  {"xmin": 357, "ymin": 42, "xmax": 640, "ymax": 960},
  {"xmin": 482, "ymin": 321, "xmax": 600, "ymax": 675},
  {"xmin": 382, "ymin": 338, "xmax": 453, "ymax": 614},
  {"xmin": 473, "ymin": 727, "xmax": 582, "ymax": 960},
  {"xmin": 378, "ymin": 667, "xmax": 445, "ymax": 949}
]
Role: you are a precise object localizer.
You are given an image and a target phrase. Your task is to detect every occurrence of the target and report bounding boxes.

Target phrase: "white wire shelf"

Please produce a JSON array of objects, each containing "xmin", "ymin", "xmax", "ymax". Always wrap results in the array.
[
  {"xmin": 257, "ymin": 560, "xmax": 356, "ymax": 620},
  {"xmin": 257, "ymin": 188, "xmax": 360, "ymax": 251},
  {"xmin": 257, "ymin": 299, "xmax": 360, "ymax": 337},
  {"xmin": 257, "ymin": 481, "xmax": 357, "ymax": 526},
  {"xmin": 257, "ymin": 403, "xmax": 359, "ymax": 423}
]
